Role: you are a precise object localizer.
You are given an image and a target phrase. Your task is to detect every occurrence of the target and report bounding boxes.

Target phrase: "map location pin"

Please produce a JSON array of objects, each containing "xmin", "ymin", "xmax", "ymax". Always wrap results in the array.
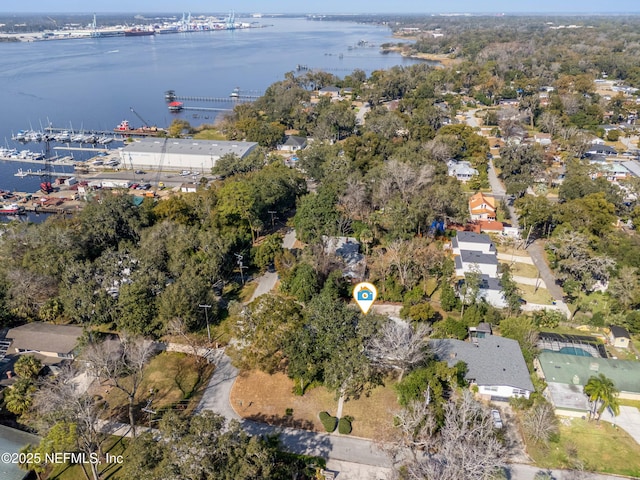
[{"xmin": 353, "ymin": 282, "xmax": 377, "ymax": 315}]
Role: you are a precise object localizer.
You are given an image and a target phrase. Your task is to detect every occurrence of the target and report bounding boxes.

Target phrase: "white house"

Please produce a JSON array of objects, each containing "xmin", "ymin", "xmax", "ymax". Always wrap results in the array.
[
  {"xmin": 452, "ymin": 231, "xmax": 497, "ymax": 255},
  {"xmin": 447, "ymin": 160, "xmax": 479, "ymax": 183},
  {"xmin": 454, "ymin": 250, "xmax": 499, "ymax": 278},
  {"xmin": 431, "ymin": 335, "xmax": 534, "ymax": 400},
  {"xmin": 478, "ymin": 275, "xmax": 508, "ymax": 308}
]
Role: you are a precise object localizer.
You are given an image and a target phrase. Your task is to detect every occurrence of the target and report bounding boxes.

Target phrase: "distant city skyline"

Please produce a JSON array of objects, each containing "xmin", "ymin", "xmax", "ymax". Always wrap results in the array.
[{"xmin": 0, "ymin": 0, "xmax": 639, "ymax": 14}]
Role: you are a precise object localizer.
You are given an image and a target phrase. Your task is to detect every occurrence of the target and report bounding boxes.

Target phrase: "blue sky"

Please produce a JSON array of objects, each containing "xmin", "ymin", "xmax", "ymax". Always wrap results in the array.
[{"xmin": 0, "ymin": 1, "xmax": 638, "ymax": 14}]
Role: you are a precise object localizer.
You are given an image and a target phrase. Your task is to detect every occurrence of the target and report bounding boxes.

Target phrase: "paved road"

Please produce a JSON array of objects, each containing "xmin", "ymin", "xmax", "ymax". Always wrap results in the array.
[
  {"xmin": 282, "ymin": 229, "xmax": 297, "ymax": 249},
  {"xmin": 247, "ymin": 271, "xmax": 278, "ymax": 303},
  {"xmin": 526, "ymin": 240, "xmax": 571, "ymax": 318},
  {"xmin": 488, "ymin": 158, "xmax": 507, "ymax": 197}
]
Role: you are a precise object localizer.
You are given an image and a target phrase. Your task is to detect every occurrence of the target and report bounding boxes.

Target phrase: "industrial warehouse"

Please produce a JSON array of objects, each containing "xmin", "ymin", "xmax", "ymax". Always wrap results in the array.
[{"xmin": 118, "ymin": 137, "xmax": 259, "ymax": 172}]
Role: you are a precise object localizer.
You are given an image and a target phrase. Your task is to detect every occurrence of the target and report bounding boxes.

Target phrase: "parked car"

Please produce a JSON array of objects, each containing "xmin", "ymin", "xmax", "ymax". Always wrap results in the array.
[{"xmin": 491, "ymin": 409, "xmax": 503, "ymax": 429}]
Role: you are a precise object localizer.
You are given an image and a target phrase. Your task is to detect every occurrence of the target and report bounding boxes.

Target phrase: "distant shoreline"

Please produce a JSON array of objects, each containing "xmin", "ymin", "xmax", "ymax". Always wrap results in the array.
[{"xmin": 382, "ymin": 45, "xmax": 455, "ymax": 67}]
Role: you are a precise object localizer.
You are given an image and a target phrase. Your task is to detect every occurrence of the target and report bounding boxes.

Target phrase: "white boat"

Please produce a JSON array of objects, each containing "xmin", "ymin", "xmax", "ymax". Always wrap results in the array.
[
  {"xmin": 14, "ymin": 169, "xmax": 30, "ymax": 177},
  {"xmin": 55, "ymin": 130, "xmax": 71, "ymax": 142},
  {"xmin": 97, "ymin": 136, "xmax": 113, "ymax": 144},
  {"xmin": 26, "ymin": 130, "xmax": 43, "ymax": 142},
  {"xmin": 12, "ymin": 130, "xmax": 27, "ymax": 142}
]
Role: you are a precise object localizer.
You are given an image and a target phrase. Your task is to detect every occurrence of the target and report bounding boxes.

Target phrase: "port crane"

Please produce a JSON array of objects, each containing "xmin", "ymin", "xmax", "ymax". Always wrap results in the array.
[{"xmin": 129, "ymin": 107, "xmax": 152, "ymax": 128}]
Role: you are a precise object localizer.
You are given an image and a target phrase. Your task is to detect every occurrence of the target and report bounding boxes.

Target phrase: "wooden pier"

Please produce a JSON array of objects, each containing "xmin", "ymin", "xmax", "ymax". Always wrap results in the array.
[{"xmin": 165, "ymin": 89, "xmax": 260, "ymax": 103}]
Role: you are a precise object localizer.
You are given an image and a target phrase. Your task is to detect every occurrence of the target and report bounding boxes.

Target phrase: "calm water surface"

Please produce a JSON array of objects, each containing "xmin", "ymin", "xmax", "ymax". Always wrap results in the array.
[{"xmin": 0, "ymin": 17, "xmax": 423, "ymax": 192}]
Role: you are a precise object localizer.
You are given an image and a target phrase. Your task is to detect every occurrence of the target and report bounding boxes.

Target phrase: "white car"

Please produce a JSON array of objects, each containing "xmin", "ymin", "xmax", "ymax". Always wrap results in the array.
[
  {"xmin": 180, "ymin": 170, "xmax": 191, "ymax": 176},
  {"xmin": 491, "ymin": 409, "xmax": 503, "ymax": 429}
]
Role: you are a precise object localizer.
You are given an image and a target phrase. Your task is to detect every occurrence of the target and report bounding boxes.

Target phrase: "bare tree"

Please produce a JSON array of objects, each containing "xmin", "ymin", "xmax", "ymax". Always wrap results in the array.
[
  {"xmin": 406, "ymin": 391, "xmax": 506, "ymax": 480},
  {"xmin": 85, "ymin": 335, "xmax": 155, "ymax": 438},
  {"xmin": 32, "ymin": 367, "xmax": 107, "ymax": 480},
  {"xmin": 393, "ymin": 397, "xmax": 438, "ymax": 454},
  {"xmin": 522, "ymin": 401, "xmax": 559, "ymax": 446},
  {"xmin": 367, "ymin": 320, "xmax": 430, "ymax": 380}
]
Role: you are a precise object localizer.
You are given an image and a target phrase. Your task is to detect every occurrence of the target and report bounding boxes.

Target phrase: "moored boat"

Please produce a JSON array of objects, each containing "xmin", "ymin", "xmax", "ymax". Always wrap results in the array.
[
  {"xmin": 0, "ymin": 203, "xmax": 25, "ymax": 215},
  {"xmin": 168, "ymin": 101, "xmax": 183, "ymax": 112}
]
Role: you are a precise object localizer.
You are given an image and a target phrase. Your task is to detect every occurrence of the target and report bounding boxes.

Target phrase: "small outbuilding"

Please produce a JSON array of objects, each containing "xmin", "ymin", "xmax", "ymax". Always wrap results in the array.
[
  {"xmin": 180, "ymin": 182, "xmax": 198, "ymax": 193},
  {"xmin": 609, "ymin": 325, "xmax": 631, "ymax": 349}
]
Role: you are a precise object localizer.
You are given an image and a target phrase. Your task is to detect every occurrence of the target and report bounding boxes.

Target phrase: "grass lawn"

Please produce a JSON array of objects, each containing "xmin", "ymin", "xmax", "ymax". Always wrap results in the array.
[
  {"xmin": 230, "ymin": 370, "xmax": 400, "ymax": 438},
  {"xmin": 93, "ymin": 351, "xmax": 214, "ymax": 424},
  {"xmin": 527, "ymin": 418, "xmax": 640, "ymax": 477},
  {"xmin": 48, "ymin": 435, "xmax": 128, "ymax": 480},
  {"xmin": 501, "ymin": 261, "xmax": 539, "ymax": 278},
  {"xmin": 192, "ymin": 127, "xmax": 226, "ymax": 140},
  {"xmin": 519, "ymin": 284, "xmax": 554, "ymax": 304}
]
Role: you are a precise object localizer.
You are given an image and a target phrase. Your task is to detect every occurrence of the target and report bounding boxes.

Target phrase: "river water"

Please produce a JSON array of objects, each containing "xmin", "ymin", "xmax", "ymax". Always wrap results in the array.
[{"xmin": 0, "ymin": 16, "xmax": 423, "ymax": 193}]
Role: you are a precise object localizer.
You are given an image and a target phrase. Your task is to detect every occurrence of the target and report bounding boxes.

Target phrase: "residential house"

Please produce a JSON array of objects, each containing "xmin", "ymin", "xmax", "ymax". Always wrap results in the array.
[
  {"xmin": 585, "ymin": 144, "xmax": 617, "ymax": 157},
  {"xmin": 477, "ymin": 220, "xmax": 504, "ymax": 235},
  {"xmin": 430, "ymin": 335, "xmax": 534, "ymax": 400},
  {"xmin": 318, "ymin": 86, "xmax": 341, "ymax": 99},
  {"xmin": 477, "ymin": 275, "xmax": 508, "ymax": 308},
  {"xmin": 535, "ymin": 351, "xmax": 640, "ymax": 416},
  {"xmin": 468, "ymin": 192, "xmax": 496, "ymax": 221},
  {"xmin": 278, "ymin": 135, "xmax": 307, "ymax": 152},
  {"xmin": 451, "ymin": 231, "xmax": 504, "ymax": 308},
  {"xmin": 609, "ymin": 325, "xmax": 631, "ymax": 349},
  {"xmin": 591, "ymin": 162, "xmax": 630, "ymax": 183},
  {"xmin": 5, "ymin": 323, "xmax": 83, "ymax": 362},
  {"xmin": 180, "ymin": 182, "xmax": 198, "ymax": 193},
  {"xmin": 322, "ymin": 236, "xmax": 366, "ymax": 281},
  {"xmin": 499, "ymin": 98, "xmax": 520, "ymax": 107},
  {"xmin": 448, "ymin": 160, "xmax": 479, "ymax": 183},
  {"xmin": 451, "ymin": 231, "xmax": 497, "ymax": 256},
  {"xmin": 534, "ymin": 133, "xmax": 552, "ymax": 146},
  {"xmin": 455, "ymin": 250, "xmax": 499, "ymax": 278}
]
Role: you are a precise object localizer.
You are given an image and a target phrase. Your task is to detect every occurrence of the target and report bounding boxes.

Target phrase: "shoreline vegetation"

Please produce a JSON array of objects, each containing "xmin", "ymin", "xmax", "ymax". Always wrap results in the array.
[{"xmin": 382, "ymin": 43, "xmax": 457, "ymax": 67}]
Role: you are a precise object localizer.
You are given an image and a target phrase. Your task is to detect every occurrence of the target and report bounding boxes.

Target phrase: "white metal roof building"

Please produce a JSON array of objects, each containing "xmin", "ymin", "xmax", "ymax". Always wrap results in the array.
[{"xmin": 119, "ymin": 138, "xmax": 258, "ymax": 172}]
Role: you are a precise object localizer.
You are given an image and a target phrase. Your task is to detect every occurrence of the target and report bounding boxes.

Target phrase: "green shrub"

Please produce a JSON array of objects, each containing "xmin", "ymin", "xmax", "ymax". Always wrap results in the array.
[
  {"xmin": 319, "ymin": 411, "xmax": 337, "ymax": 432},
  {"xmin": 338, "ymin": 417, "xmax": 352, "ymax": 434}
]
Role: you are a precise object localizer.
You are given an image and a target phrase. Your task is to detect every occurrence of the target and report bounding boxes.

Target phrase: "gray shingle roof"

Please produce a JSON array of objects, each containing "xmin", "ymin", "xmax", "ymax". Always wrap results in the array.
[
  {"xmin": 283, "ymin": 136, "xmax": 307, "ymax": 148},
  {"xmin": 430, "ymin": 336, "xmax": 534, "ymax": 392},
  {"xmin": 460, "ymin": 250, "xmax": 498, "ymax": 266},
  {"xmin": 456, "ymin": 231, "xmax": 494, "ymax": 245},
  {"xmin": 610, "ymin": 325, "xmax": 630, "ymax": 339}
]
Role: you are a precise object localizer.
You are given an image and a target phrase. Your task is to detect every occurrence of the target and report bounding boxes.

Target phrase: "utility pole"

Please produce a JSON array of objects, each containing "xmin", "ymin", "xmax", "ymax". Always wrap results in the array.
[
  {"xmin": 198, "ymin": 304, "xmax": 212, "ymax": 343},
  {"xmin": 267, "ymin": 210, "xmax": 277, "ymax": 228},
  {"xmin": 234, "ymin": 253, "xmax": 247, "ymax": 285}
]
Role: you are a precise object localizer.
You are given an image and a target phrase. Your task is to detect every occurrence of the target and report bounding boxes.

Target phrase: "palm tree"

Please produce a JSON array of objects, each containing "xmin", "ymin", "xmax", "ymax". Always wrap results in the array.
[
  {"xmin": 583, "ymin": 373, "xmax": 620, "ymax": 422},
  {"xmin": 3, "ymin": 378, "xmax": 36, "ymax": 415}
]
